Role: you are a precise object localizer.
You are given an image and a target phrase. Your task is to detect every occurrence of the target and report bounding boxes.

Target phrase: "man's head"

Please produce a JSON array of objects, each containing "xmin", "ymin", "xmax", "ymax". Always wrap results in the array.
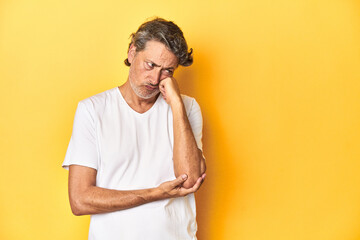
[
  {"xmin": 125, "ymin": 18, "xmax": 193, "ymax": 100},
  {"xmin": 124, "ymin": 17, "xmax": 193, "ymax": 67}
]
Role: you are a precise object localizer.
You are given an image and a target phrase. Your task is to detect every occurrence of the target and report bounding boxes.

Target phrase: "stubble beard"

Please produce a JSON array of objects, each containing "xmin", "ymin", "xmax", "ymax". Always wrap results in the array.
[{"xmin": 129, "ymin": 75, "xmax": 160, "ymax": 100}]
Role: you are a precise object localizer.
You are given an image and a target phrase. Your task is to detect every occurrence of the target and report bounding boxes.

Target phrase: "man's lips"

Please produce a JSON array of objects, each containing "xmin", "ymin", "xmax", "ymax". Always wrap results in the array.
[{"xmin": 145, "ymin": 85, "xmax": 158, "ymax": 90}]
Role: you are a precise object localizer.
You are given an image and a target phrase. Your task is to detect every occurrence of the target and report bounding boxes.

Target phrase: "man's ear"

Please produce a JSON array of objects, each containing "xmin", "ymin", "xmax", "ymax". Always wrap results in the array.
[{"xmin": 128, "ymin": 44, "xmax": 136, "ymax": 64}]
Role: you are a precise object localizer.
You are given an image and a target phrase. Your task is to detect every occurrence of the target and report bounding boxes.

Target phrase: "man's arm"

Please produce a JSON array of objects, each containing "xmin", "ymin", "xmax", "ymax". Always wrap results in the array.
[
  {"xmin": 159, "ymin": 78, "xmax": 206, "ymax": 189},
  {"xmin": 68, "ymin": 165, "xmax": 204, "ymax": 216}
]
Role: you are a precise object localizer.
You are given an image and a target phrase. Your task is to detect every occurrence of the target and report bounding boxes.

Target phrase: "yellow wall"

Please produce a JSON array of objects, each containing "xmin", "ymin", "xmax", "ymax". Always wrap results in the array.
[{"xmin": 1, "ymin": 0, "xmax": 360, "ymax": 239}]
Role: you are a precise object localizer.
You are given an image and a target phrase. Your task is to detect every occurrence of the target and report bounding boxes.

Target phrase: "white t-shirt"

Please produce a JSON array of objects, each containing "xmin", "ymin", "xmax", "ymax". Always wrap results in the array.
[{"xmin": 62, "ymin": 87, "xmax": 204, "ymax": 240}]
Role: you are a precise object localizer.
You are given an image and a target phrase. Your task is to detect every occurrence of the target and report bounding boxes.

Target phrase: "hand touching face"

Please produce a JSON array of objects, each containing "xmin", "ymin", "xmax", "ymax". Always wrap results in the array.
[{"xmin": 159, "ymin": 77, "xmax": 182, "ymax": 105}]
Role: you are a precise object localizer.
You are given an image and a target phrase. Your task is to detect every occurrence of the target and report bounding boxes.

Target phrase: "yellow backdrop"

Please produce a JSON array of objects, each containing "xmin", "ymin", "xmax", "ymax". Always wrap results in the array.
[{"xmin": 1, "ymin": 0, "xmax": 360, "ymax": 239}]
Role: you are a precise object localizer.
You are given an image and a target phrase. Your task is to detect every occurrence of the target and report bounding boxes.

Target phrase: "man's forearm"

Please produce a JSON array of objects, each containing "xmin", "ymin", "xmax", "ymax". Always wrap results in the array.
[
  {"xmin": 171, "ymin": 98, "xmax": 203, "ymax": 188},
  {"xmin": 71, "ymin": 186, "xmax": 162, "ymax": 216},
  {"xmin": 70, "ymin": 172, "xmax": 200, "ymax": 216}
]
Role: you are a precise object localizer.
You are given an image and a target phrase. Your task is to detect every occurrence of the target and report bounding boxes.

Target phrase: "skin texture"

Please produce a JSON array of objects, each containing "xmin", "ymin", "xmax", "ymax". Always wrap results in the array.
[{"xmin": 68, "ymin": 40, "xmax": 206, "ymax": 216}]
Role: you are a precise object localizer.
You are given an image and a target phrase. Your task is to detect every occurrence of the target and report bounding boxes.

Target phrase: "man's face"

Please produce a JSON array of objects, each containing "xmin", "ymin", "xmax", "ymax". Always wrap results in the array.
[{"xmin": 127, "ymin": 40, "xmax": 179, "ymax": 99}]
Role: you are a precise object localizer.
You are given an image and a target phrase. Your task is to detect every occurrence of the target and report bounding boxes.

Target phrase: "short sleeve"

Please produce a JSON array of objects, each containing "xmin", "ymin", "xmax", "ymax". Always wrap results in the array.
[
  {"xmin": 187, "ymin": 98, "xmax": 204, "ymax": 152},
  {"xmin": 62, "ymin": 101, "xmax": 98, "ymax": 171}
]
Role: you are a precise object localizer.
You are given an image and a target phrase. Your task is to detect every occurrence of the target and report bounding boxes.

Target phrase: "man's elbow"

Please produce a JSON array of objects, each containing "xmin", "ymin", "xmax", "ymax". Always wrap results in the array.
[
  {"xmin": 200, "ymin": 157, "xmax": 206, "ymax": 175},
  {"xmin": 70, "ymin": 198, "xmax": 83, "ymax": 216},
  {"xmin": 71, "ymin": 208, "xmax": 83, "ymax": 216},
  {"xmin": 182, "ymin": 177, "xmax": 198, "ymax": 189},
  {"xmin": 182, "ymin": 170, "xmax": 203, "ymax": 189},
  {"xmin": 69, "ymin": 194, "xmax": 88, "ymax": 216}
]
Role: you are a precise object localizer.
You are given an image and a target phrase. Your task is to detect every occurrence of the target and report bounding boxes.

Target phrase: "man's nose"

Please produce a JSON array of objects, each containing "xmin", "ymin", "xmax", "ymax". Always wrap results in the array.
[{"xmin": 149, "ymin": 69, "xmax": 161, "ymax": 85}]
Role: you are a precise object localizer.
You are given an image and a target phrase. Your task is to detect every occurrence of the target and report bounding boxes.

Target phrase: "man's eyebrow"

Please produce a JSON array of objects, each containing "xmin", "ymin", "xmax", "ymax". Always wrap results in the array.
[{"xmin": 146, "ymin": 60, "xmax": 176, "ymax": 70}]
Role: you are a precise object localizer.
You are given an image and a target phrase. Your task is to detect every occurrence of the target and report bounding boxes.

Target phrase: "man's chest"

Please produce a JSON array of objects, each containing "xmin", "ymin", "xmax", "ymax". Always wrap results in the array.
[{"xmin": 94, "ymin": 107, "xmax": 175, "ymax": 189}]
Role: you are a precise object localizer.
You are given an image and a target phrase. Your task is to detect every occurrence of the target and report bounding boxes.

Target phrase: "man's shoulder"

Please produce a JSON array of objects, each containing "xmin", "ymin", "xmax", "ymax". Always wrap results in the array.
[
  {"xmin": 180, "ymin": 94, "xmax": 195, "ymax": 101},
  {"xmin": 78, "ymin": 87, "xmax": 118, "ymax": 107},
  {"xmin": 76, "ymin": 87, "xmax": 118, "ymax": 116},
  {"xmin": 180, "ymin": 94, "xmax": 200, "ymax": 116}
]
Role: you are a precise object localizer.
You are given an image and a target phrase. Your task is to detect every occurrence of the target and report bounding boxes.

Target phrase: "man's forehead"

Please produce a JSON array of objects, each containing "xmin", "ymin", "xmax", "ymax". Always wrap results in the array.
[{"xmin": 140, "ymin": 41, "xmax": 178, "ymax": 67}]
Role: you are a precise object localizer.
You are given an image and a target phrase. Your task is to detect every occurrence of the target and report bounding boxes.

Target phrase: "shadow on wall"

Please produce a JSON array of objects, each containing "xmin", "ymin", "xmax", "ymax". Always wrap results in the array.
[{"xmin": 176, "ymin": 49, "xmax": 241, "ymax": 239}]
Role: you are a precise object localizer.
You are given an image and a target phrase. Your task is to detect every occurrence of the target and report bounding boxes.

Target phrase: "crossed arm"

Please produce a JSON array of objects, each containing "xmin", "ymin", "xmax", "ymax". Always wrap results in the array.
[
  {"xmin": 68, "ymin": 165, "xmax": 204, "ymax": 216},
  {"xmin": 68, "ymin": 77, "xmax": 206, "ymax": 216}
]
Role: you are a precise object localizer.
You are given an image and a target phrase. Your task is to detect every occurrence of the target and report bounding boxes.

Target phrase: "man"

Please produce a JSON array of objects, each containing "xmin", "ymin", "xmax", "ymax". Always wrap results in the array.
[{"xmin": 62, "ymin": 17, "xmax": 206, "ymax": 239}]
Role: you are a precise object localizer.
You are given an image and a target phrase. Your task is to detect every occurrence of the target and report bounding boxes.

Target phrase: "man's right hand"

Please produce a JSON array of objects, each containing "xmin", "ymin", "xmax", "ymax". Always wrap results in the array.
[{"xmin": 156, "ymin": 173, "xmax": 206, "ymax": 200}]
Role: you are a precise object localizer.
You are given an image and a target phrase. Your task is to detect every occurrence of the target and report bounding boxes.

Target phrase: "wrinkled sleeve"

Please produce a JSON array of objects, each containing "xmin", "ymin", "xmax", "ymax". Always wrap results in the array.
[
  {"xmin": 62, "ymin": 101, "xmax": 98, "ymax": 171},
  {"xmin": 187, "ymin": 98, "xmax": 204, "ymax": 153}
]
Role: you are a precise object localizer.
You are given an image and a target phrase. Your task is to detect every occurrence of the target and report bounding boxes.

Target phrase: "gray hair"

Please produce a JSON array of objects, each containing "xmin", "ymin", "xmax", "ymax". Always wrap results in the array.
[{"xmin": 124, "ymin": 17, "xmax": 193, "ymax": 67}]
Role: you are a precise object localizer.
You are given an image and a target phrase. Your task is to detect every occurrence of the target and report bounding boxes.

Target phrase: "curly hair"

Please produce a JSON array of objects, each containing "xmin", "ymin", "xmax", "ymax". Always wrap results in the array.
[{"xmin": 124, "ymin": 17, "xmax": 193, "ymax": 67}]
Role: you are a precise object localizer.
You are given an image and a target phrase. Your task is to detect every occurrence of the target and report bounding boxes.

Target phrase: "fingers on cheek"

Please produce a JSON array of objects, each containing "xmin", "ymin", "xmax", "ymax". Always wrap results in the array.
[{"xmin": 160, "ymin": 87, "xmax": 166, "ymax": 95}]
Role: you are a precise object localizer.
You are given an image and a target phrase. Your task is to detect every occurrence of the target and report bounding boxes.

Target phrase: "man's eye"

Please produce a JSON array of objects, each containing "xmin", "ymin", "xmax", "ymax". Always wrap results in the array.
[
  {"xmin": 146, "ymin": 62, "xmax": 154, "ymax": 68},
  {"xmin": 165, "ymin": 69, "xmax": 173, "ymax": 75}
]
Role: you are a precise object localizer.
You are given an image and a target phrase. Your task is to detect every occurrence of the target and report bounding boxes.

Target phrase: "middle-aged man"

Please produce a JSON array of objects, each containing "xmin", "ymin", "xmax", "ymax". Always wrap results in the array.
[{"xmin": 62, "ymin": 17, "xmax": 206, "ymax": 239}]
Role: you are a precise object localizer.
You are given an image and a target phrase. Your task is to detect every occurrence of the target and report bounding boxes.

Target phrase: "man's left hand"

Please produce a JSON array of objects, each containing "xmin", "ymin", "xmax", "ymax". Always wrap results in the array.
[{"xmin": 159, "ymin": 77, "xmax": 181, "ymax": 106}]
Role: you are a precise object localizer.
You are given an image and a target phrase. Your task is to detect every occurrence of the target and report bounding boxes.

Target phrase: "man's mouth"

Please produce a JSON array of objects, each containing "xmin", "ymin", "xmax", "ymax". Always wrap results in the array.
[{"xmin": 145, "ymin": 85, "xmax": 158, "ymax": 90}]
